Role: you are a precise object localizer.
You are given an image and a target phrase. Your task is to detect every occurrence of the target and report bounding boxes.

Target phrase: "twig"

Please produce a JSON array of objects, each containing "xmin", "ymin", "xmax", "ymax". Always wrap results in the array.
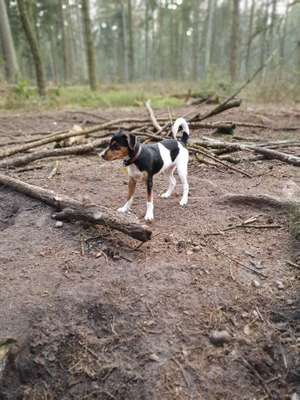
[
  {"xmin": 190, "ymin": 144, "xmax": 252, "ymax": 178},
  {"xmin": 48, "ymin": 160, "xmax": 60, "ymax": 179},
  {"xmin": 171, "ymin": 358, "xmax": 190, "ymax": 387},
  {"xmin": 241, "ymin": 357, "xmax": 273, "ymax": 398},
  {"xmin": 145, "ymin": 100, "xmax": 162, "ymax": 132},
  {"xmin": 286, "ymin": 260, "xmax": 300, "ymax": 270},
  {"xmin": 207, "ymin": 242, "xmax": 268, "ymax": 278},
  {"xmin": 223, "ymin": 224, "xmax": 282, "ymax": 231}
]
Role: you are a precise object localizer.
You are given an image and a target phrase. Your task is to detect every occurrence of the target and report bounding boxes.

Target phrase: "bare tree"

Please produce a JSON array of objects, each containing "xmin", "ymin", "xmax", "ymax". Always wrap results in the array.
[
  {"xmin": 245, "ymin": 0, "xmax": 255, "ymax": 75},
  {"xmin": 127, "ymin": 0, "xmax": 134, "ymax": 81},
  {"xmin": 17, "ymin": 0, "xmax": 46, "ymax": 96},
  {"xmin": 230, "ymin": 0, "xmax": 240, "ymax": 81},
  {"xmin": 204, "ymin": 0, "xmax": 216, "ymax": 75},
  {"xmin": 81, "ymin": 0, "xmax": 97, "ymax": 90},
  {"xmin": 0, "ymin": 0, "xmax": 20, "ymax": 82}
]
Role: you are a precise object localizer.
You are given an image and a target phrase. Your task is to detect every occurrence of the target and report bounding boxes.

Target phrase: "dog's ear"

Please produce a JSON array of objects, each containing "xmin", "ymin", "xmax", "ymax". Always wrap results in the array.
[{"xmin": 127, "ymin": 133, "xmax": 137, "ymax": 151}]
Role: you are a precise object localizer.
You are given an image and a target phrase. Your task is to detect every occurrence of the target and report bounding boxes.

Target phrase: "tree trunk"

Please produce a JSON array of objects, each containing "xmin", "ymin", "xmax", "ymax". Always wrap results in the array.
[
  {"xmin": 120, "ymin": 2, "xmax": 129, "ymax": 81},
  {"xmin": 127, "ymin": 0, "xmax": 134, "ymax": 81},
  {"xmin": 259, "ymin": 1, "xmax": 269, "ymax": 81},
  {"xmin": 81, "ymin": 0, "xmax": 97, "ymax": 90},
  {"xmin": 144, "ymin": 1, "xmax": 149, "ymax": 79},
  {"xmin": 245, "ymin": 0, "xmax": 255, "ymax": 75},
  {"xmin": 204, "ymin": 0, "xmax": 215, "ymax": 75},
  {"xmin": 17, "ymin": 0, "xmax": 46, "ymax": 96},
  {"xmin": 59, "ymin": 0, "xmax": 71, "ymax": 84},
  {"xmin": 229, "ymin": 0, "xmax": 240, "ymax": 81},
  {"xmin": 192, "ymin": 0, "xmax": 200, "ymax": 80},
  {"xmin": 0, "ymin": 0, "xmax": 20, "ymax": 82}
]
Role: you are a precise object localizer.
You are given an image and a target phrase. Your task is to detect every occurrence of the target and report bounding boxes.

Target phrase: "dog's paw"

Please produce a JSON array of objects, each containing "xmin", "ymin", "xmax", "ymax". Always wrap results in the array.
[
  {"xmin": 144, "ymin": 213, "xmax": 154, "ymax": 222},
  {"xmin": 118, "ymin": 206, "xmax": 129, "ymax": 213},
  {"xmin": 160, "ymin": 192, "xmax": 171, "ymax": 199},
  {"xmin": 179, "ymin": 198, "xmax": 188, "ymax": 207}
]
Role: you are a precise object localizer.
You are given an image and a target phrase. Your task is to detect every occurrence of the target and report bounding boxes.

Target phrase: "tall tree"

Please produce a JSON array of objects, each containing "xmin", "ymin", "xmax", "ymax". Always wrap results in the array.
[
  {"xmin": 0, "ymin": 0, "xmax": 20, "ymax": 82},
  {"xmin": 59, "ymin": 0, "xmax": 72, "ymax": 84},
  {"xmin": 229, "ymin": 0, "xmax": 240, "ymax": 81},
  {"xmin": 127, "ymin": 0, "xmax": 134, "ymax": 81},
  {"xmin": 245, "ymin": 0, "xmax": 255, "ymax": 75},
  {"xmin": 81, "ymin": 0, "xmax": 97, "ymax": 90},
  {"xmin": 204, "ymin": 0, "xmax": 216, "ymax": 76},
  {"xmin": 17, "ymin": 0, "xmax": 46, "ymax": 96}
]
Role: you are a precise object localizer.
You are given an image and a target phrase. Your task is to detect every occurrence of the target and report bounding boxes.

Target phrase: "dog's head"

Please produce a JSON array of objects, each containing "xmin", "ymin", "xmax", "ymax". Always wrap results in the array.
[{"xmin": 101, "ymin": 130, "xmax": 137, "ymax": 161}]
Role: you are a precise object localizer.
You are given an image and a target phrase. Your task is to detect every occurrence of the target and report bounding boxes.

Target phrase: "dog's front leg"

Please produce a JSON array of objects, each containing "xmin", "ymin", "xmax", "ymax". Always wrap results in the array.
[
  {"xmin": 144, "ymin": 174, "xmax": 154, "ymax": 221},
  {"xmin": 118, "ymin": 177, "xmax": 136, "ymax": 213}
]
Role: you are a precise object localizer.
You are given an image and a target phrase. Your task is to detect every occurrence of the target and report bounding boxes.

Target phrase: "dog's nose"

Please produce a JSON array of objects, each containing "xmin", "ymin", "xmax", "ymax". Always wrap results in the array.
[{"xmin": 99, "ymin": 149, "xmax": 106, "ymax": 159}]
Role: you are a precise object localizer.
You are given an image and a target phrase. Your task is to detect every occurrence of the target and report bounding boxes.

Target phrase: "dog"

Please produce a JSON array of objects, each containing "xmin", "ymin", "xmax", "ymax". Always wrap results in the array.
[{"xmin": 101, "ymin": 118, "xmax": 190, "ymax": 221}]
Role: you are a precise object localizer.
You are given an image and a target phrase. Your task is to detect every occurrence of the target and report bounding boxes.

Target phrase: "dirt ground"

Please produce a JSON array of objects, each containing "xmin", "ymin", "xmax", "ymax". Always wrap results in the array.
[{"xmin": 0, "ymin": 104, "xmax": 299, "ymax": 400}]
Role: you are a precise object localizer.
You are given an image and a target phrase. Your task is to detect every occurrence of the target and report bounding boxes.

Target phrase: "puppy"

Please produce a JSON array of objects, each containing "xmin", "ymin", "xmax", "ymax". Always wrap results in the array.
[{"xmin": 101, "ymin": 118, "xmax": 190, "ymax": 221}]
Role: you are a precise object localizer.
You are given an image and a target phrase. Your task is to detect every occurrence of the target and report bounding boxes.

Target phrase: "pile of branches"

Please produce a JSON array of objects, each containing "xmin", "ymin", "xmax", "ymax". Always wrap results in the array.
[
  {"xmin": 1, "ymin": 96, "xmax": 299, "ymax": 175},
  {"xmin": 0, "ymin": 93, "xmax": 299, "ymax": 243}
]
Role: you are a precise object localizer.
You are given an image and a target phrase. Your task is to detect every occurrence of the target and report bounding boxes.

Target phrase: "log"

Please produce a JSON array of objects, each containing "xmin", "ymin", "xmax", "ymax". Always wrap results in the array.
[
  {"xmin": 199, "ymin": 138, "xmax": 300, "ymax": 167},
  {"xmin": 0, "ymin": 173, "xmax": 152, "ymax": 242},
  {"xmin": 0, "ymin": 138, "xmax": 109, "ymax": 169},
  {"xmin": 0, "ymin": 117, "xmax": 154, "ymax": 159}
]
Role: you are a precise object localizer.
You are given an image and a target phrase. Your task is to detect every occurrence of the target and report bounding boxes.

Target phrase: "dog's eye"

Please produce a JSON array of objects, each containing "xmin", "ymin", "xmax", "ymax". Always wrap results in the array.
[{"xmin": 111, "ymin": 143, "xmax": 120, "ymax": 150}]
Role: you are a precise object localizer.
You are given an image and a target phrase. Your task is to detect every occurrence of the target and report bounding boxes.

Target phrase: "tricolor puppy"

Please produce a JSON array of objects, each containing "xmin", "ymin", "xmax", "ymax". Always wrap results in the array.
[{"xmin": 101, "ymin": 118, "xmax": 190, "ymax": 221}]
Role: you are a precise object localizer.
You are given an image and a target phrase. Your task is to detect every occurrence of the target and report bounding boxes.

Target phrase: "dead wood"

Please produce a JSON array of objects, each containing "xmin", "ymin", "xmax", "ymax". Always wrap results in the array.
[
  {"xmin": 0, "ymin": 173, "xmax": 152, "ymax": 242},
  {"xmin": 199, "ymin": 138, "xmax": 300, "ymax": 167},
  {"xmin": 0, "ymin": 138, "xmax": 109, "ymax": 169},
  {"xmin": 145, "ymin": 100, "xmax": 162, "ymax": 132},
  {"xmin": 0, "ymin": 117, "xmax": 160, "ymax": 159},
  {"xmin": 191, "ymin": 99, "xmax": 242, "ymax": 122}
]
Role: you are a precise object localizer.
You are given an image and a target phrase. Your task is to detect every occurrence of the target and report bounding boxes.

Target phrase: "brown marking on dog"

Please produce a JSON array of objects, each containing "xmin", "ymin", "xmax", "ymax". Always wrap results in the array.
[
  {"xmin": 147, "ymin": 190, "xmax": 153, "ymax": 203},
  {"xmin": 103, "ymin": 146, "xmax": 128, "ymax": 161},
  {"xmin": 128, "ymin": 177, "xmax": 136, "ymax": 200}
]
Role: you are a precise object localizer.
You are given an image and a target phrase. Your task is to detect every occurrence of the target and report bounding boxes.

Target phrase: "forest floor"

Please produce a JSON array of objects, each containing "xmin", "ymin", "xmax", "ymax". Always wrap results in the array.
[{"xmin": 0, "ymin": 104, "xmax": 299, "ymax": 400}]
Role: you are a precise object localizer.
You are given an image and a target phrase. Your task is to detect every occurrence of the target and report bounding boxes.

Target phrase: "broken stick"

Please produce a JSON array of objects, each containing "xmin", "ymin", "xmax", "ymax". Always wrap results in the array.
[{"xmin": 0, "ymin": 173, "xmax": 152, "ymax": 242}]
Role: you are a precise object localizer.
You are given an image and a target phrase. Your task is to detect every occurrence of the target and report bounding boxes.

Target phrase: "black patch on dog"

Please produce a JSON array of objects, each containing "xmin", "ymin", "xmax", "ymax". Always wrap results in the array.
[
  {"xmin": 134, "ymin": 144, "xmax": 163, "ymax": 175},
  {"xmin": 181, "ymin": 132, "xmax": 189, "ymax": 145},
  {"xmin": 161, "ymin": 139, "xmax": 180, "ymax": 161},
  {"xmin": 110, "ymin": 131, "xmax": 128, "ymax": 148}
]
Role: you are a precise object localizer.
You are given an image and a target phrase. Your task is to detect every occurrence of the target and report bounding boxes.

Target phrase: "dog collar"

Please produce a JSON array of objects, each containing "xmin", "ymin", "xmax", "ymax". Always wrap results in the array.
[{"xmin": 124, "ymin": 145, "xmax": 142, "ymax": 166}]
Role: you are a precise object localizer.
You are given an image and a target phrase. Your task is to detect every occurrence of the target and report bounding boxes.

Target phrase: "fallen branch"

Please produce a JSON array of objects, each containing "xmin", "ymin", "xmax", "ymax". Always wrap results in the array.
[
  {"xmin": 0, "ymin": 173, "xmax": 152, "ymax": 242},
  {"xmin": 145, "ymin": 100, "xmax": 162, "ymax": 132},
  {"xmin": 0, "ymin": 138, "xmax": 109, "ymax": 169},
  {"xmin": 200, "ymin": 138, "xmax": 300, "ymax": 167},
  {"xmin": 0, "ymin": 118, "xmax": 155, "ymax": 159}
]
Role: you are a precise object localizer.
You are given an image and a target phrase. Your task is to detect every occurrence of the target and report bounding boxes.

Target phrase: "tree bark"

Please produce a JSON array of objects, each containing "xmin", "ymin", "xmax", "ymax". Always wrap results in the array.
[
  {"xmin": 127, "ymin": 0, "xmax": 134, "ymax": 81},
  {"xmin": 59, "ymin": 0, "xmax": 71, "ymax": 84},
  {"xmin": 0, "ymin": 0, "xmax": 20, "ymax": 82},
  {"xmin": 0, "ymin": 137, "xmax": 108, "ymax": 169},
  {"xmin": 17, "ymin": 0, "xmax": 46, "ymax": 96},
  {"xmin": 229, "ymin": 0, "xmax": 240, "ymax": 81},
  {"xmin": 0, "ymin": 173, "xmax": 152, "ymax": 242},
  {"xmin": 81, "ymin": 0, "xmax": 97, "ymax": 90},
  {"xmin": 245, "ymin": 0, "xmax": 255, "ymax": 75},
  {"xmin": 204, "ymin": 0, "xmax": 215, "ymax": 75}
]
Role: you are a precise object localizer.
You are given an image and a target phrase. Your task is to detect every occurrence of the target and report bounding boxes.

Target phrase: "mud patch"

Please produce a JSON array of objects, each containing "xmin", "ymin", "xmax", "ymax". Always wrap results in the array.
[{"xmin": 0, "ymin": 300, "xmax": 151, "ymax": 400}]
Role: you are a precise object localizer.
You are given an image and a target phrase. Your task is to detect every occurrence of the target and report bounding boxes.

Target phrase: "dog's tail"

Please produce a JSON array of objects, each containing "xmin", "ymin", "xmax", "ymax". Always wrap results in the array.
[{"xmin": 172, "ymin": 117, "xmax": 190, "ymax": 145}]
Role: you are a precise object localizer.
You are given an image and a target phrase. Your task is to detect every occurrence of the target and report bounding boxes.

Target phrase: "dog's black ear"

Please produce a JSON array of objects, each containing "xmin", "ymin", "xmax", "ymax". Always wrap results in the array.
[{"xmin": 127, "ymin": 133, "xmax": 137, "ymax": 151}]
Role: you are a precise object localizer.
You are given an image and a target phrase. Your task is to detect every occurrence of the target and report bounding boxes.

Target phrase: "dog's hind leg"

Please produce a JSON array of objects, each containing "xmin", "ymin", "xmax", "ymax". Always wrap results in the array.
[
  {"xmin": 177, "ymin": 156, "xmax": 189, "ymax": 207},
  {"xmin": 161, "ymin": 166, "xmax": 176, "ymax": 199},
  {"xmin": 118, "ymin": 177, "xmax": 136, "ymax": 213}
]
